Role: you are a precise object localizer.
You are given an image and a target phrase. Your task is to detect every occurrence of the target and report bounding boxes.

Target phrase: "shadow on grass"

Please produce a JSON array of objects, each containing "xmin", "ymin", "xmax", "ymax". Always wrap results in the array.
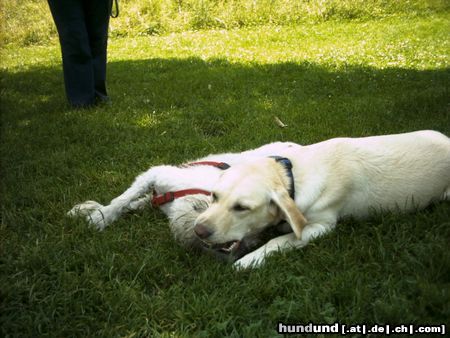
[
  {"xmin": 2, "ymin": 58, "xmax": 449, "ymax": 140},
  {"xmin": 2, "ymin": 58, "xmax": 449, "ymax": 201},
  {"xmin": 2, "ymin": 58, "xmax": 449, "ymax": 198}
]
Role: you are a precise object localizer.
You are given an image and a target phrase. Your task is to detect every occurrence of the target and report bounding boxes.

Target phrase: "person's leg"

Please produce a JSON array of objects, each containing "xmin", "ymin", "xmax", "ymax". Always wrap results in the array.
[
  {"xmin": 47, "ymin": 0, "xmax": 96, "ymax": 107},
  {"xmin": 84, "ymin": 0, "xmax": 111, "ymax": 102}
]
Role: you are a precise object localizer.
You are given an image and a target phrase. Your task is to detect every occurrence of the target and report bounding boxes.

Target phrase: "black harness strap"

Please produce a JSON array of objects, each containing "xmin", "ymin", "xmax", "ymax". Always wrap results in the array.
[{"xmin": 269, "ymin": 156, "xmax": 296, "ymax": 200}]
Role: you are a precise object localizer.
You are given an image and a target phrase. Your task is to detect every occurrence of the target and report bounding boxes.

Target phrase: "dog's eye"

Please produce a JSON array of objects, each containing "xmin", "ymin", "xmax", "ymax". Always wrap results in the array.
[
  {"xmin": 211, "ymin": 193, "xmax": 218, "ymax": 202},
  {"xmin": 232, "ymin": 204, "xmax": 250, "ymax": 212}
]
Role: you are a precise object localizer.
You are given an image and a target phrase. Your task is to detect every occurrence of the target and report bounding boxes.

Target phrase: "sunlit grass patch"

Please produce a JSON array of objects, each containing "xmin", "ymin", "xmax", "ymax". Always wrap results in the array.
[{"xmin": 2, "ymin": 0, "xmax": 449, "ymax": 46}]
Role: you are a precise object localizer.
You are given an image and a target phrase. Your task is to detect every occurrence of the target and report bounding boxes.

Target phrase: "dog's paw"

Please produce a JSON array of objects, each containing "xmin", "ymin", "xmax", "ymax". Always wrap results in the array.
[
  {"xmin": 233, "ymin": 252, "xmax": 264, "ymax": 270},
  {"xmin": 301, "ymin": 223, "xmax": 328, "ymax": 242},
  {"xmin": 86, "ymin": 208, "xmax": 111, "ymax": 230},
  {"xmin": 67, "ymin": 201, "xmax": 112, "ymax": 230},
  {"xmin": 67, "ymin": 201, "xmax": 104, "ymax": 218}
]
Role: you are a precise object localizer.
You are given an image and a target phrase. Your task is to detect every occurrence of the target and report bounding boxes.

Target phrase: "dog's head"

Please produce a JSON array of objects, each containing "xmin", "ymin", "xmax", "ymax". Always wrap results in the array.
[
  {"xmin": 193, "ymin": 158, "xmax": 307, "ymax": 251},
  {"xmin": 166, "ymin": 194, "xmax": 262, "ymax": 262}
]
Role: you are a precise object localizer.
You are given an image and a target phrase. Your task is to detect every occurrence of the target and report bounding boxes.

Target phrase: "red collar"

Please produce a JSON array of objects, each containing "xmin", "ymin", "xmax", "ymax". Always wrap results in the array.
[
  {"xmin": 151, "ymin": 161, "xmax": 230, "ymax": 207},
  {"xmin": 151, "ymin": 189, "xmax": 211, "ymax": 207}
]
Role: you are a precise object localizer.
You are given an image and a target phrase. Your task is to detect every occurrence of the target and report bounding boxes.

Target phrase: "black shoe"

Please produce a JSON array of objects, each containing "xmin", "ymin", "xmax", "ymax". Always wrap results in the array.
[
  {"xmin": 95, "ymin": 95, "xmax": 111, "ymax": 106},
  {"xmin": 70, "ymin": 101, "xmax": 96, "ymax": 109}
]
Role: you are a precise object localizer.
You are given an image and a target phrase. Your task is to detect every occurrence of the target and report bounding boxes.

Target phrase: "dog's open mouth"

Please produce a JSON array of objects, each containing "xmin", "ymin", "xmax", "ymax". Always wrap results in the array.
[
  {"xmin": 198, "ymin": 239, "xmax": 245, "ymax": 262},
  {"xmin": 203, "ymin": 240, "xmax": 241, "ymax": 254},
  {"xmin": 214, "ymin": 240, "xmax": 241, "ymax": 253},
  {"xmin": 197, "ymin": 237, "xmax": 262, "ymax": 263},
  {"xmin": 195, "ymin": 224, "xmax": 289, "ymax": 263}
]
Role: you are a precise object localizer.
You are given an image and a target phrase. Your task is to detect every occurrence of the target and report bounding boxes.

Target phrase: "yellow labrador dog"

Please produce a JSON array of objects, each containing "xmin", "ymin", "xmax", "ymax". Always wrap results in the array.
[
  {"xmin": 194, "ymin": 130, "xmax": 450, "ymax": 269},
  {"xmin": 68, "ymin": 141, "xmax": 298, "ymax": 261}
]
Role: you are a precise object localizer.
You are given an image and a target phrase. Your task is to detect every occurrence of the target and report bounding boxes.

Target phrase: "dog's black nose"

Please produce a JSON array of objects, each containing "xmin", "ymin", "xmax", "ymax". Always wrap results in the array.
[{"xmin": 194, "ymin": 224, "xmax": 213, "ymax": 239}]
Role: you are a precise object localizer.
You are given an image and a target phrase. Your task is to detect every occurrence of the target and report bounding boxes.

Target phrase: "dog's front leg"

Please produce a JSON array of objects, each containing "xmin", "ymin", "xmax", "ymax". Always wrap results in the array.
[
  {"xmin": 68, "ymin": 200, "xmax": 104, "ymax": 218},
  {"xmin": 233, "ymin": 222, "xmax": 335, "ymax": 269},
  {"xmin": 233, "ymin": 233, "xmax": 307, "ymax": 269},
  {"xmin": 82, "ymin": 166, "xmax": 172, "ymax": 230}
]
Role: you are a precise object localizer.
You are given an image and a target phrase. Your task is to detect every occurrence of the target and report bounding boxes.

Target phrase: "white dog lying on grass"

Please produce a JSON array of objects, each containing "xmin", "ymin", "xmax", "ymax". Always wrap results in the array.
[
  {"xmin": 68, "ymin": 141, "xmax": 298, "ymax": 261},
  {"xmin": 193, "ymin": 130, "xmax": 450, "ymax": 269}
]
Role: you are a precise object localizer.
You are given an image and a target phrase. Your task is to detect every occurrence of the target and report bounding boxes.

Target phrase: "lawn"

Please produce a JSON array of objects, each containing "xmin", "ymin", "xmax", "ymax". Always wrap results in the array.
[{"xmin": 1, "ymin": 7, "xmax": 450, "ymax": 338}]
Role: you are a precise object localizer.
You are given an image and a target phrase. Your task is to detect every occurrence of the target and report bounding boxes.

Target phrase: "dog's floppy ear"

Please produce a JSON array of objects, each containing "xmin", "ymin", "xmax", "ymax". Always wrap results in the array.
[{"xmin": 270, "ymin": 188, "xmax": 307, "ymax": 239}]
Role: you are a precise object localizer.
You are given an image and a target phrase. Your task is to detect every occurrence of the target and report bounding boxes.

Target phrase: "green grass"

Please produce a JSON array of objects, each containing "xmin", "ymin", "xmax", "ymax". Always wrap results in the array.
[
  {"xmin": 1, "ymin": 10, "xmax": 450, "ymax": 337},
  {"xmin": 2, "ymin": 0, "xmax": 449, "ymax": 46}
]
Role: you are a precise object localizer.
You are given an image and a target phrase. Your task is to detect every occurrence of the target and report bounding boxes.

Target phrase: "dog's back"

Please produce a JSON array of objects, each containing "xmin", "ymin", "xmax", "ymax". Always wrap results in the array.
[{"xmin": 328, "ymin": 130, "xmax": 450, "ymax": 217}]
